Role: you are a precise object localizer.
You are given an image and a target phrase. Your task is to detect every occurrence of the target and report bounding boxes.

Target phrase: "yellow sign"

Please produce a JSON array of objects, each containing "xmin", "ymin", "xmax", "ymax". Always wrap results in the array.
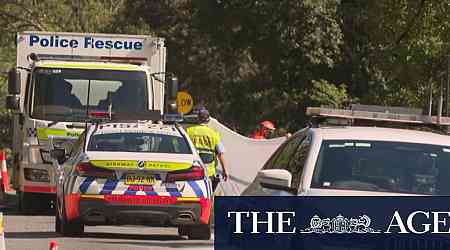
[
  {"xmin": 176, "ymin": 91, "xmax": 194, "ymax": 114},
  {"xmin": 90, "ymin": 160, "xmax": 192, "ymax": 171}
]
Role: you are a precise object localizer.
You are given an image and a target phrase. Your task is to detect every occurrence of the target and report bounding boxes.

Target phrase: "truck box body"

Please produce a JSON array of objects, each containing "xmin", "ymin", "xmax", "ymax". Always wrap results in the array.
[
  {"xmin": 16, "ymin": 32, "xmax": 166, "ymax": 112},
  {"xmin": 10, "ymin": 32, "xmax": 168, "ymax": 212}
]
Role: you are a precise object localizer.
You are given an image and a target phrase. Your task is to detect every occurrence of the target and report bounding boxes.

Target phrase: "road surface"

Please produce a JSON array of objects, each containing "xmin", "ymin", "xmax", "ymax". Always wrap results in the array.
[{"xmin": 2, "ymin": 193, "xmax": 213, "ymax": 250}]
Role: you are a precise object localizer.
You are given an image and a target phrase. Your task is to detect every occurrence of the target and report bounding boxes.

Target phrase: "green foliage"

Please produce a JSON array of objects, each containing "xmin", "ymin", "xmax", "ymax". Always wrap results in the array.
[
  {"xmin": 309, "ymin": 80, "xmax": 351, "ymax": 108},
  {"xmin": 0, "ymin": 0, "xmax": 448, "ymax": 143}
]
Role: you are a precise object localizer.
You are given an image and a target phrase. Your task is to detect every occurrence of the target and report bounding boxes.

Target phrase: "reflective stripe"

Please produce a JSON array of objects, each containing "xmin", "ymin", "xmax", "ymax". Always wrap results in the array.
[
  {"xmin": 166, "ymin": 187, "xmax": 181, "ymax": 197},
  {"xmin": 188, "ymin": 181, "xmax": 204, "ymax": 197},
  {"xmin": 90, "ymin": 160, "xmax": 191, "ymax": 171},
  {"xmin": 23, "ymin": 185, "xmax": 56, "ymax": 193},
  {"xmin": 186, "ymin": 125, "xmax": 221, "ymax": 176},
  {"xmin": 177, "ymin": 197, "xmax": 200, "ymax": 202},
  {"xmin": 80, "ymin": 194, "xmax": 105, "ymax": 200},
  {"xmin": 39, "ymin": 63, "xmax": 143, "ymax": 71},
  {"xmin": 79, "ymin": 177, "xmax": 95, "ymax": 193},
  {"xmin": 100, "ymin": 178, "xmax": 119, "ymax": 195},
  {"xmin": 37, "ymin": 128, "xmax": 83, "ymax": 140},
  {"xmin": 145, "ymin": 186, "xmax": 158, "ymax": 196}
]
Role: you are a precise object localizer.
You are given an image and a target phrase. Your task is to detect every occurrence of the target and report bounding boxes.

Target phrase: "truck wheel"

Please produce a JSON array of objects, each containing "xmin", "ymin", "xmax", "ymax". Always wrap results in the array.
[
  {"xmin": 18, "ymin": 191, "xmax": 38, "ymax": 214},
  {"xmin": 0, "ymin": 184, "xmax": 5, "ymax": 205},
  {"xmin": 178, "ymin": 226, "xmax": 188, "ymax": 236},
  {"xmin": 187, "ymin": 223, "xmax": 211, "ymax": 240},
  {"xmin": 55, "ymin": 212, "xmax": 61, "ymax": 233}
]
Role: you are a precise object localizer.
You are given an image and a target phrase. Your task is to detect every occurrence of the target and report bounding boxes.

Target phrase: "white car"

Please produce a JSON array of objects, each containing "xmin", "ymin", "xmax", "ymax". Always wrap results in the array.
[
  {"xmin": 51, "ymin": 120, "xmax": 213, "ymax": 239},
  {"xmin": 243, "ymin": 126, "xmax": 450, "ymax": 196}
]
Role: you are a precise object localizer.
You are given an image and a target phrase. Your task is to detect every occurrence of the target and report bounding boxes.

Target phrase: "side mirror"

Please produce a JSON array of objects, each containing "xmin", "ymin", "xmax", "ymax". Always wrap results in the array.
[
  {"xmin": 50, "ymin": 148, "xmax": 66, "ymax": 164},
  {"xmin": 258, "ymin": 169, "xmax": 297, "ymax": 194},
  {"xmin": 168, "ymin": 76, "xmax": 178, "ymax": 100},
  {"xmin": 8, "ymin": 69, "xmax": 21, "ymax": 94},
  {"xmin": 5, "ymin": 95, "xmax": 20, "ymax": 110}
]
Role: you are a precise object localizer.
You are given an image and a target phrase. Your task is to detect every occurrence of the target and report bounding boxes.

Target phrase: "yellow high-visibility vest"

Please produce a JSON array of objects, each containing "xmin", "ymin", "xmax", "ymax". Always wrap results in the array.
[{"xmin": 186, "ymin": 125, "xmax": 221, "ymax": 177}]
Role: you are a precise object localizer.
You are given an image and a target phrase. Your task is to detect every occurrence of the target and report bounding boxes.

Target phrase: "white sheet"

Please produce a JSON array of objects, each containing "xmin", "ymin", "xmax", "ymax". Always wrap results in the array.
[{"xmin": 199, "ymin": 118, "xmax": 285, "ymax": 195}]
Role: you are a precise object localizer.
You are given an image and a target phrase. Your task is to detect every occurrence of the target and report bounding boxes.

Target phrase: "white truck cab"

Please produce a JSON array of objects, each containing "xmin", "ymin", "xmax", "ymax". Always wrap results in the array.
[{"xmin": 5, "ymin": 32, "xmax": 178, "ymax": 212}]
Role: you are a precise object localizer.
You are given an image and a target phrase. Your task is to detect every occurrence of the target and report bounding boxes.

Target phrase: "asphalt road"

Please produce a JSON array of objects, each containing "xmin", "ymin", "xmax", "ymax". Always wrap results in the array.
[{"xmin": 1, "ymin": 193, "xmax": 213, "ymax": 250}]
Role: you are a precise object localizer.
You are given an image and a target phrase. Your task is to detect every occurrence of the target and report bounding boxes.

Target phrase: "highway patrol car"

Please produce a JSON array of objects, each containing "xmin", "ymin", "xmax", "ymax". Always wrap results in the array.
[{"xmin": 51, "ymin": 120, "xmax": 213, "ymax": 239}]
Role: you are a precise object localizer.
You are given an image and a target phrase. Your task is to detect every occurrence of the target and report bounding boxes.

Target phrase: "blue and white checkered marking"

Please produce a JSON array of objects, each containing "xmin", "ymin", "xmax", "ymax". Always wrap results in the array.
[{"xmin": 74, "ymin": 176, "xmax": 209, "ymax": 198}]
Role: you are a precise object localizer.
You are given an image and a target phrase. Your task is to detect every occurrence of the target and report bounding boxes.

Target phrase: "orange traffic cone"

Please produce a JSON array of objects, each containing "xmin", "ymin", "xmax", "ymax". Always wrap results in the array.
[
  {"xmin": 0, "ymin": 151, "xmax": 11, "ymax": 192},
  {"xmin": 49, "ymin": 240, "xmax": 58, "ymax": 250}
]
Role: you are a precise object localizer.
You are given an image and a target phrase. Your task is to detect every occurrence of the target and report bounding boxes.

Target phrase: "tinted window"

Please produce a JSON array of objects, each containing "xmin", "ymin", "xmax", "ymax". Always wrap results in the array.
[
  {"xmin": 69, "ymin": 132, "xmax": 86, "ymax": 158},
  {"xmin": 87, "ymin": 133, "xmax": 192, "ymax": 154},
  {"xmin": 312, "ymin": 140, "xmax": 450, "ymax": 195},
  {"xmin": 31, "ymin": 68, "xmax": 148, "ymax": 122},
  {"xmin": 263, "ymin": 134, "xmax": 304, "ymax": 170},
  {"xmin": 287, "ymin": 135, "xmax": 311, "ymax": 190}
]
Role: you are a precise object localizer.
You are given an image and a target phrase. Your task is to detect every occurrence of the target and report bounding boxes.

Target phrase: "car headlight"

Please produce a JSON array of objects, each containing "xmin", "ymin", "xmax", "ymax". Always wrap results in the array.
[{"xmin": 24, "ymin": 168, "xmax": 50, "ymax": 182}]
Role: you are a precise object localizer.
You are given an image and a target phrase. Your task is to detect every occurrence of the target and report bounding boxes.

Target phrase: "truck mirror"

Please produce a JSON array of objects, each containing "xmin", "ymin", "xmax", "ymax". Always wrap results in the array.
[
  {"xmin": 169, "ymin": 76, "xmax": 178, "ymax": 100},
  {"xmin": 50, "ymin": 148, "xmax": 66, "ymax": 164},
  {"xmin": 8, "ymin": 68, "xmax": 21, "ymax": 94},
  {"xmin": 5, "ymin": 95, "xmax": 20, "ymax": 110}
]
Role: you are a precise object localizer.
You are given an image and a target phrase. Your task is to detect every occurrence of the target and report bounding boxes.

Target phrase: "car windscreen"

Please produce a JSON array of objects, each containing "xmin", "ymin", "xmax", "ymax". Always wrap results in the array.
[
  {"xmin": 31, "ymin": 68, "xmax": 148, "ymax": 122},
  {"xmin": 311, "ymin": 140, "xmax": 450, "ymax": 195},
  {"xmin": 87, "ymin": 132, "xmax": 192, "ymax": 154}
]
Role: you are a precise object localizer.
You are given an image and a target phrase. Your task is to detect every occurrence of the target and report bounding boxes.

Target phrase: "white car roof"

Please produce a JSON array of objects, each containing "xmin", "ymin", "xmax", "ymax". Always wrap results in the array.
[
  {"xmin": 311, "ymin": 126, "xmax": 450, "ymax": 147},
  {"xmin": 91, "ymin": 122, "xmax": 182, "ymax": 137}
]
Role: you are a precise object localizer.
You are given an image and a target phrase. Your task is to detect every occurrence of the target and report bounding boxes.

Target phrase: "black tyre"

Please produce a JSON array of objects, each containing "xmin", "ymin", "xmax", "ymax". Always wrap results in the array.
[
  {"xmin": 19, "ymin": 191, "xmax": 53, "ymax": 214},
  {"xmin": 55, "ymin": 209, "xmax": 61, "ymax": 233},
  {"xmin": 178, "ymin": 226, "xmax": 188, "ymax": 236},
  {"xmin": 56, "ymin": 197, "xmax": 84, "ymax": 236},
  {"xmin": 18, "ymin": 191, "xmax": 37, "ymax": 214},
  {"xmin": 0, "ymin": 184, "xmax": 5, "ymax": 205},
  {"xmin": 187, "ymin": 223, "xmax": 211, "ymax": 240}
]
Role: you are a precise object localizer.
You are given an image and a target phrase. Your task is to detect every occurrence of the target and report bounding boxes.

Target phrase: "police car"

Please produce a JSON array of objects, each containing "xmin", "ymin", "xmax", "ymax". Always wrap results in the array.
[
  {"xmin": 50, "ymin": 119, "xmax": 213, "ymax": 239},
  {"xmin": 243, "ymin": 106, "xmax": 450, "ymax": 197}
]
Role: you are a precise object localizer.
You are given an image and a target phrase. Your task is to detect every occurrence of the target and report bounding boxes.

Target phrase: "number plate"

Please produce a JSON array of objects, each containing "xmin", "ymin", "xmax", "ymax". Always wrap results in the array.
[{"xmin": 125, "ymin": 174, "xmax": 156, "ymax": 185}]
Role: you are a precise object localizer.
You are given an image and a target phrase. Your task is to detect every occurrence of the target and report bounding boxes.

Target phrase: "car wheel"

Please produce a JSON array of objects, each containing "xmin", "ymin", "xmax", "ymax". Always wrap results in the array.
[
  {"xmin": 187, "ymin": 223, "xmax": 211, "ymax": 240},
  {"xmin": 57, "ymin": 196, "xmax": 84, "ymax": 236}
]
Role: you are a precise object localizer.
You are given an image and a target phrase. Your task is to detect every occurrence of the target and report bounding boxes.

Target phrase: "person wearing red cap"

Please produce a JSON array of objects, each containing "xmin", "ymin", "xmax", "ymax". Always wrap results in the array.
[{"xmin": 250, "ymin": 120, "xmax": 276, "ymax": 139}]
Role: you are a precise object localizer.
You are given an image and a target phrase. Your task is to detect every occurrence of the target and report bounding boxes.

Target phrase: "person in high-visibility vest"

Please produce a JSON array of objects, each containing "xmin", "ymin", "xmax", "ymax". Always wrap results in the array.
[{"xmin": 186, "ymin": 107, "xmax": 228, "ymax": 191}]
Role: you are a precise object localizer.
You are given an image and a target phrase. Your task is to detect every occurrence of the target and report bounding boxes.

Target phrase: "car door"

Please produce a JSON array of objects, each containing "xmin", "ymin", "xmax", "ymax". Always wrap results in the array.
[
  {"xmin": 243, "ymin": 130, "xmax": 309, "ymax": 196},
  {"xmin": 56, "ymin": 133, "xmax": 85, "ymax": 202}
]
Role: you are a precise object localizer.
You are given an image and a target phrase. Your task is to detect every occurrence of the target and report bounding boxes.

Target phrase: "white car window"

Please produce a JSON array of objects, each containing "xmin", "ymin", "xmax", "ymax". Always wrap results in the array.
[
  {"xmin": 312, "ymin": 140, "xmax": 450, "ymax": 195},
  {"xmin": 87, "ymin": 132, "xmax": 192, "ymax": 154}
]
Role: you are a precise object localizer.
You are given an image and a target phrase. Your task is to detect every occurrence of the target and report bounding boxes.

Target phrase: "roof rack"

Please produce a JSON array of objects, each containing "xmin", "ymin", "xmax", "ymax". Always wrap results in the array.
[{"xmin": 306, "ymin": 105, "xmax": 450, "ymax": 133}]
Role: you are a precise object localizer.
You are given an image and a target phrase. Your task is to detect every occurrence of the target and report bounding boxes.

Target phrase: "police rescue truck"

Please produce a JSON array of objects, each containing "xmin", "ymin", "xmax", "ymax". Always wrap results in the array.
[{"xmin": 5, "ymin": 31, "xmax": 178, "ymax": 212}]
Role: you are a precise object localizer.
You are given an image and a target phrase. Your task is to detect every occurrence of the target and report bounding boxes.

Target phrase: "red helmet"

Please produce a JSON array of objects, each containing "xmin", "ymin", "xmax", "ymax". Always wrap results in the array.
[{"xmin": 260, "ymin": 120, "xmax": 275, "ymax": 130}]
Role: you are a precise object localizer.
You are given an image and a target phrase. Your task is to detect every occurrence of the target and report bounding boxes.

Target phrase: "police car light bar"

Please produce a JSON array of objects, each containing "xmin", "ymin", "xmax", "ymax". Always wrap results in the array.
[
  {"xmin": 29, "ymin": 53, "xmax": 147, "ymax": 64},
  {"xmin": 306, "ymin": 107, "xmax": 450, "ymax": 126},
  {"xmin": 163, "ymin": 113, "xmax": 184, "ymax": 124}
]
